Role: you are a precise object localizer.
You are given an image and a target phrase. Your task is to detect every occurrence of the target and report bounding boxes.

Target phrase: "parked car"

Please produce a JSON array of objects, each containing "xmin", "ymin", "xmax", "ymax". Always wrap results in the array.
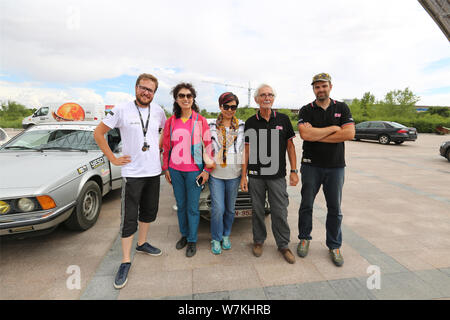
[
  {"xmin": 0, "ymin": 128, "xmax": 10, "ymax": 146},
  {"xmin": 440, "ymin": 141, "xmax": 450, "ymax": 162},
  {"xmin": 0, "ymin": 121, "xmax": 122, "ymax": 237},
  {"xmin": 354, "ymin": 121, "xmax": 417, "ymax": 145},
  {"xmin": 198, "ymin": 181, "xmax": 270, "ymax": 220}
]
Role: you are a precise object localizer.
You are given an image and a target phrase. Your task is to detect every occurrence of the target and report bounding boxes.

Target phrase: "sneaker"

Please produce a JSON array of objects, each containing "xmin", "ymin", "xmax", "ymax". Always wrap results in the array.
[
  {"xmin": 222, "ymin": 236, "xmax": 231, "ymax": 250},
  {"xmin": 186, "ymin": 242, "xmax": 197, "ymax": 257},
  {"xmin": 114, "ymin": 262, "xmax": 131, "ymax": 289},
  {"xmin": 329, "ymin": 248, "xmax": 344, "ymax": 267},
  {"xmin": 279, "ymin": 248, "xmax": 296, "ymax": 264},
  {"xmin": 252, "ymin": 243, "xmax": 263, "ymax": 257},
  {"xmin": 297, "ymin": 239, "xmax": 310, "ymax": 258},
  {"xmin": 211, "ymin": 240, "xmax": 222, "ymax": 255},
  {"xmin": 176, "ymin": 236, "xmax": 187, "ymax": 250},
  {"xmin": 136, "ymin": 242, "xmax": 162, "ymax": 256}
]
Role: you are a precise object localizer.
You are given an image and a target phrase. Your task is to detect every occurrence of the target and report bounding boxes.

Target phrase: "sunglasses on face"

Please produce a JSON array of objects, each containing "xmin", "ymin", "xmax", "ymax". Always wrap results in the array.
[
  {"xmin": 177, "ymin": 93, "xmax": 194, "ymax": 99},
  {"xmin": 222, "ymin": 104, "xmax": 238, "ymax": 111}
]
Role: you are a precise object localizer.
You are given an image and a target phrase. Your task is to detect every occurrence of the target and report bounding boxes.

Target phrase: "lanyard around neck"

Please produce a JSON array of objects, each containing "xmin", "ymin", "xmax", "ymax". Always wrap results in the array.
[{"xmin": 134, "ymin": 100, "xmax": 151, "ymax": 140}]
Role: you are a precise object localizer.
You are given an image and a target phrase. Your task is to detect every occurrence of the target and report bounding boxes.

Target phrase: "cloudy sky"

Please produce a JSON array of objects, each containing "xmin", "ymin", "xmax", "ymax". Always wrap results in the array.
[{"xmin": 0, "ymin": 0, "xmax": 449, "ymax": 112}]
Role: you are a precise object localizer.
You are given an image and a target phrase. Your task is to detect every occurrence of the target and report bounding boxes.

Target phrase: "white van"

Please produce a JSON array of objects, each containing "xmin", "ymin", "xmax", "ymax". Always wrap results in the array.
[{"xmin": 22, "ymin": 103, "xmax": 105, "ymax": 129}]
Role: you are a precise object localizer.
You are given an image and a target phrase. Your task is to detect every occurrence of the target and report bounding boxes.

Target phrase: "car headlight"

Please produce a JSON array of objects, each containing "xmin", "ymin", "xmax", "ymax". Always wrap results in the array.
[
  {"xmin": 17, "ymin": 198, "xmax": 36, "ymax": 212},
  {"xmin": 0, "ymin": 200, "xmax": 11, "ymax": 214}
]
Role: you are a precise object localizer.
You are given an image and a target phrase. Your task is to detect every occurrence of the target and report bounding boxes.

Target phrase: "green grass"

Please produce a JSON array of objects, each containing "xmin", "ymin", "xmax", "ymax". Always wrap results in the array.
[{"xmin": 0, "ymin": 118, "xmax": 23, "ymax": 129}]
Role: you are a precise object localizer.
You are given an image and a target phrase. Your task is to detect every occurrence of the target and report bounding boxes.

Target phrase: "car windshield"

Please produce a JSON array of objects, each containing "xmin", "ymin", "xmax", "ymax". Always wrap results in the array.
[
  {"xmin": 388, "ymin": 122, "xmax": 407, "ymax": 128},
  {"xmin": 2, "ymin": 128, "xmax": 99, "ymax": 151}
]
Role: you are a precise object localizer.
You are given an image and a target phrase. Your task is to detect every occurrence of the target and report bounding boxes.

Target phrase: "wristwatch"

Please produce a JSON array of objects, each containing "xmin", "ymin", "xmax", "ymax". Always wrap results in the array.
[{"xmin": 290, "ymin": 169, "xmax": 298, "ymax": 173}]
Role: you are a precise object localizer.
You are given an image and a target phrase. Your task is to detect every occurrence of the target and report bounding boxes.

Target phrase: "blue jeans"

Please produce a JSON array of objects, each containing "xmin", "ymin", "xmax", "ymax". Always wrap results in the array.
[
  {"xmin": 169, "ymin": 168, "xmax": 202, "ymax": 243},
  {"xmin": 298, "ymin": 165, "xmax": 345, "ymax": 249},
  {"xmin": 209, "ymin": 175, "xmax": 241, "ymax": 241}
]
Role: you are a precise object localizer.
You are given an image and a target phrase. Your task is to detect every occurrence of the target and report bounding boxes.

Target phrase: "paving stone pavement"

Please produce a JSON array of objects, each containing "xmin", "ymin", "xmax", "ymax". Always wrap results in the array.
[
  {"xmin": 79, "ymin": 135, "xmax": 450, "ymax": 301},
  {"xmin": 3, "ymin": 134, "xmax": 449, "ymax": 300},
  {"xmin": 80, "ymin": 198, "xmax": 450, "ymax": 300}
]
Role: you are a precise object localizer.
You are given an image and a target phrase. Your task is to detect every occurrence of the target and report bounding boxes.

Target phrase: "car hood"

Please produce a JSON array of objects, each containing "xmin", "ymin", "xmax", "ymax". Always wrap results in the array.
[{"xmin": 0, "ymin": 151, "xmax": 103, "ymax": 195}]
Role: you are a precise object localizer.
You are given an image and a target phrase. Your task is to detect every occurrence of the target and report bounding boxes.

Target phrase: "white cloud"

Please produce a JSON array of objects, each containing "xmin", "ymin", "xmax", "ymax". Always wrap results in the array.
[
  {"xmin": 0, "ymin": 0, "xmax": 449, "ymax": 110},
  {"xmin": 104, "ymin": 91, "xmax": 134, "ymax": 105},
  {"xmin": 0, "ymin": 82, "xmax": 103, "ymax": 108}
]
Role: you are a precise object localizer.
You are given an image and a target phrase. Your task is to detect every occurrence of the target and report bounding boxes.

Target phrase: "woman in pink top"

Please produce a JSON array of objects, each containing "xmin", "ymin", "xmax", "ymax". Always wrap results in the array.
[{"xmin": 162, "ymin": 82, "xmax": 215, "ymax": 257}]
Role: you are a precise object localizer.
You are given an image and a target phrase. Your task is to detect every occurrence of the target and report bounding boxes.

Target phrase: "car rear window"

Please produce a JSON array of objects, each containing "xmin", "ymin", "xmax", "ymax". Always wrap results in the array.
[{"xmin": 388, "ymin": 122, "xmax": 407, "ymax": 128}]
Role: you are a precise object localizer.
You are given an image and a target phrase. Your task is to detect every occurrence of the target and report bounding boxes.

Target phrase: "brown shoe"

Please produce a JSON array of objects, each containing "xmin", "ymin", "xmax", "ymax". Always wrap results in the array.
[
  {"xmin": 252, "ymin": 243, "xmax": 263, "ymax": 257},
  {"xmin": 279, "ymin": 248, "xmax": 296, "ymax": 264}
]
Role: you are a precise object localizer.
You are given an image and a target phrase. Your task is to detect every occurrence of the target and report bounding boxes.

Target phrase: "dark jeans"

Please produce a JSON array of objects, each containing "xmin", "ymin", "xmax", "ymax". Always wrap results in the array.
[{"xmin": 298, "ymin": 165, "xmax": 345, "ymax": 249}]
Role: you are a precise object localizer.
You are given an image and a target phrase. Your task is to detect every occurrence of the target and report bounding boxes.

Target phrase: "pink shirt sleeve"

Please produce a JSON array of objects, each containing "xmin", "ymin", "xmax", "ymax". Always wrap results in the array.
[{"xmin": 162, "ymin": 116, "xmax": 172, "ymax": 171}]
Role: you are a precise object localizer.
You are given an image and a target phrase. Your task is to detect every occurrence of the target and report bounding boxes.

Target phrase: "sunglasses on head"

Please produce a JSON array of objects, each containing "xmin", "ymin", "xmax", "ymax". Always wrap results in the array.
[
  {"xmin": 222, "ymin": 104, "xmax": 238, "ymax": 111},
  {"xmin": 177, "ymin": 93, "xmax": 194, "ymax": 99}
]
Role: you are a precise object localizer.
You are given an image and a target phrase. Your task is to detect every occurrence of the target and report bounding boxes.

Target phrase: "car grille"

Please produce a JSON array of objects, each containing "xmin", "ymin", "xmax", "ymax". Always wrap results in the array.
[{"xmin": 206, "ymin": 191, "xmax": 253, "ymax": 210}]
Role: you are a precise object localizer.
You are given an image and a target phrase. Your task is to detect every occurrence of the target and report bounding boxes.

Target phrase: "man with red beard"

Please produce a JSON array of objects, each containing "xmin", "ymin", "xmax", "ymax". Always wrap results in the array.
[
  {"xmin": 94, "ymin": 73, "xmax": 166, "ymax": 289},
  {"xmin": 296, "ymin": 73, "xmax": 355, "ymax": 267}
]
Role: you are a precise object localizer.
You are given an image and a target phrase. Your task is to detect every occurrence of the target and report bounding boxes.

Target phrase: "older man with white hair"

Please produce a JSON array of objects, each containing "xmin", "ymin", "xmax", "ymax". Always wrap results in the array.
[{"xmin": 240, "ymin": 84, "xmax": 299, "ymax": 264}]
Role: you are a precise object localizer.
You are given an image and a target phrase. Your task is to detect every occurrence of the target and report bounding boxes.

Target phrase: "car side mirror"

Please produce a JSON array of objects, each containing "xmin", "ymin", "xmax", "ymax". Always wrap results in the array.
[{"xmin": 113, "ymin": 143, "xmax": 122, "ymax": 154}]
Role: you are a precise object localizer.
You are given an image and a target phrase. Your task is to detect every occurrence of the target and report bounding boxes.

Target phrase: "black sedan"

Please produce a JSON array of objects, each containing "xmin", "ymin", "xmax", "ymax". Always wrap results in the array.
[
  {"xmin": 440, "ymin": 141, "xmax": 450, "ymax": 162},
  {"xmin": 354, "ymin": 121, "xmax": 417, "ymax": 145}
]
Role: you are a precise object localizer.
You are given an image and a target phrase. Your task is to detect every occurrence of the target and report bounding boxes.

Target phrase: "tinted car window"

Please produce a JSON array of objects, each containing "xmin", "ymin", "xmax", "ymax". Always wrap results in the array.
[
  {"xmin": 389, "ymin": 122, "xmax": 407, "ymax": 128},
  {"xmin": 356, "ymin": 122, "xmax": 370, "ymax": 129},
  {"xmin": 368, "ymin": 122, "xmax": 385, "ymax": 129}
]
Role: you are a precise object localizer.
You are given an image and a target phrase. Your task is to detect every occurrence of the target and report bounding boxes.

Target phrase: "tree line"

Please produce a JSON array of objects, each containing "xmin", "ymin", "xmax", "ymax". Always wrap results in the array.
[
  {"xmin": 1, "ymin": 88, "xmax": 449, "ymax": 132},
  {"xmin": 348, "ymin": 88, "xmax": 450, "ymax": 133}
]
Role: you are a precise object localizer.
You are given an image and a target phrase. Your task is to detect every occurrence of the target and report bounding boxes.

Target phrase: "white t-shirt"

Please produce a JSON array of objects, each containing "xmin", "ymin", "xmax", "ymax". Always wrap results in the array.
[{"xmin": 102, "ymin": 101, "xmax": 166, "ymax": 178}]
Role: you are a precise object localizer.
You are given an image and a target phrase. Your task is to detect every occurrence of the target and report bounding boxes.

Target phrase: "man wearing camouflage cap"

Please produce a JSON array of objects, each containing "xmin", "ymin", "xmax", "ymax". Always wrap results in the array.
[{"xmin": 296, "ymin": 73, "xmax": 355, "ymax": 266}]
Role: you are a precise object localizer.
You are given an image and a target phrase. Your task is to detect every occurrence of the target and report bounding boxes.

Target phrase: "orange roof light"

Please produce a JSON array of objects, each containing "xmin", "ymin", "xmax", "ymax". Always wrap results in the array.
[{"xmin": 37, "ymin": 196, "xmax": 56, "ymax": 210}]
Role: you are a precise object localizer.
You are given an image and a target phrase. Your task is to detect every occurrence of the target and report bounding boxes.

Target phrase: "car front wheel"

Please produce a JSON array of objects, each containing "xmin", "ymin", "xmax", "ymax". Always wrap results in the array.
[
  {"xmin": 378, "ymin": 134, "xmax": 390, "ymax": 145},
  {"xmin": 65, "ymin": 181, "xmax": 102, "ymax": 231},
  {"xmin": 446, "ymin": 149, "xmax": 450, "ymax": 162}
]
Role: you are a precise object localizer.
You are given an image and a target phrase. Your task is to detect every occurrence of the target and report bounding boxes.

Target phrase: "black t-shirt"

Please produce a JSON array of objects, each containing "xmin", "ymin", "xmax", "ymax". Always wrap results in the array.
[
  {"xmin": 297, "ymin": 99, "xmax": 354, "ymax": 168},
  {"xmin": 244, "ymin": 110, "xmax": 296, "ymax": 179}
]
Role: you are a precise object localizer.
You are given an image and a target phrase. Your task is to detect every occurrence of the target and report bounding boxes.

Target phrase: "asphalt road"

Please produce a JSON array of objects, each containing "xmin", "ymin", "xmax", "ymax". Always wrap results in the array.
[{"xmin": 0, "ymin": 133, "xmax": 449, "ymax": 299}]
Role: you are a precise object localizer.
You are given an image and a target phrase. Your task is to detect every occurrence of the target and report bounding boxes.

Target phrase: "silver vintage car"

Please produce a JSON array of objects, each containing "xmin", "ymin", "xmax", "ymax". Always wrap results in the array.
[
  {"xmin": 0, "ymin": 121, "xmax": 122, "ymax": 236},
  {"xmin": 0, "ymin": 128, "xmax": 10, "ymax": 146}
]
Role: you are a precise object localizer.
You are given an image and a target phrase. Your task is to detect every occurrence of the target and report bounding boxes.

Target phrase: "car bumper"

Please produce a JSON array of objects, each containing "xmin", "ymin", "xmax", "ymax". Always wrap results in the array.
[
  {"xmin": 0, "ymin": 201, "xmax": 76, "ymax": 235},
  {"xmin": 199, "ymin": 191, "xmax": 270, "ymax": 219},
  {"xmin": 392, "ymin": 134, "xmax": 417, "ymax": 142}
]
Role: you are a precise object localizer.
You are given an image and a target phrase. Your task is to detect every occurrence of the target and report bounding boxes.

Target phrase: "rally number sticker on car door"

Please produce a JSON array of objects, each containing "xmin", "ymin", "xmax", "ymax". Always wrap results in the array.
[{"xmin": 90, "ymin": 157, "xmax": 105, "ymax": 169}]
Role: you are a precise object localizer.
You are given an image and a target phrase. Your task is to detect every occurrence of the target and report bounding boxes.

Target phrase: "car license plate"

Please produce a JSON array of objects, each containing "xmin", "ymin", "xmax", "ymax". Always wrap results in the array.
[
  {"xmin": 409, "ymin": 131, "xmax": 415, "ymax": 134},
  {"xmin": 9, "ymin": 226, "xmax": 34, "ymax": 233},
  {"xmin": 235, "ymin": 209, "xmax": 252, "ymax": 217}
]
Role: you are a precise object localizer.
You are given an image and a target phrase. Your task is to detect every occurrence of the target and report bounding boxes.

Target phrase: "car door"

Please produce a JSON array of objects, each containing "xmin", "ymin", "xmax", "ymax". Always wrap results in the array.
[
  {"xmin": 107, "ymin": 128, "xmax": 122, "ymax": 190},
  {"xmin": 355, "ymin": 122, "xmax": 370, "ymax": 139},
  {"xmin": 34, "ymin": 107, "xmax": 50, "ymax": 124},
  {"xmin": 367, "ymin": 122, "xmax": 385, "ymax": 140}
]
